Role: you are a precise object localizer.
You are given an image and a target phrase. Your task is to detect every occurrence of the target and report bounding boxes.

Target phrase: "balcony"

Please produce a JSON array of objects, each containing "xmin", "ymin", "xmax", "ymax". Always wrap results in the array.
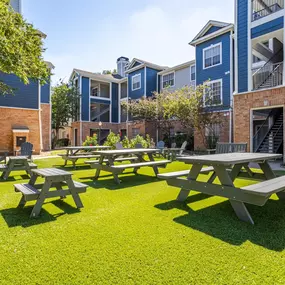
[{"xmin": 252, "ymin": 0, "xmax": 284, "ymax": 21}]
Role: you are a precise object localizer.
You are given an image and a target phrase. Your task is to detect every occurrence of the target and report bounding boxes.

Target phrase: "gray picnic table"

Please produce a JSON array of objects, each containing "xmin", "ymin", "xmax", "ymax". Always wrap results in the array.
[
  {"xmin": 163, "ymin": 148, "xmax": 183, "ymax": 161},
  {"xmin": 14, "ymin": 168, "xmax": 88, "ymax": 218},
  {"xmin": 87, "ymin": 148, "xmax": 170, "ymax": 184},
  {"xmin": 59, "ymin": 146, "xmax": 111, "ymax": 168},
  {"xmin": 0, "ymin": 156, "xmax": 37, "ymax": 180},
  {"xmin": 158, "ymin": 153, "xmax": 284, "ymax": 224}
]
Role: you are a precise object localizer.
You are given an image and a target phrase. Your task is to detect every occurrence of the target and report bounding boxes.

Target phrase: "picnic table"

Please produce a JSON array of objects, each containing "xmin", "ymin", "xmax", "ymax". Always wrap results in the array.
[
  {"xmin": 14, "ymin": 168, "xmax": 88, "ymax": 218},
  {"xmin": 163, "ymin": 148, "xmax": 183, "ymax": 161},
  {"xmin": 0, "ymin": 156, "xmax": 37, "ymax": 180},
  {"xmin": 87, "ymin": 148, "xmax": 170, "ymax": 184},
  {"xmin": 158, "ymin": 152, "xmax": 284, "ymax": 224},
  {"xmin": 59, "ymin": 146, "xmax": 111, "ymax": 168}
]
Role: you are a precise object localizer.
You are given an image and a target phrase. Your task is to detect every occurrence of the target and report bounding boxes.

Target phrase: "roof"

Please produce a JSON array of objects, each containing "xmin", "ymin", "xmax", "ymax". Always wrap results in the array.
[
  {"xmin": 70, "ymin": 68, "xmax": 122, "ymax": 83},
  {"xmin": 45, "ymin": 61, "xmax": 55, "ymax": 69},
  {"xmin": 125, "ymin": 58, "xmax": 168, "ymax": 74},
  {"xmin": 189, "ymin": 20, "xmax": 234, "ymax": 46},
  {"xmin": 158, "ymin": 60, "xmax": 195, "ymax": 75}
]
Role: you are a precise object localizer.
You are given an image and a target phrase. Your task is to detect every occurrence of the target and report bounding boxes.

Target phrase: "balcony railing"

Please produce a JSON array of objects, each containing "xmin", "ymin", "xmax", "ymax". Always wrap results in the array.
[
  {"xmin": 252, "ymin": 0, "xmax": 284, "ymax": 21},
  {"xmin": 252, "ymin": 61, "xmax": 283, "ymax": 90}
]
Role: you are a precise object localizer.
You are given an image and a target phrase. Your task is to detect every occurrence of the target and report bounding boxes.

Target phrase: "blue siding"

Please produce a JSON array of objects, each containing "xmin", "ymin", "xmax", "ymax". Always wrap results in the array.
[
  {"xmin": 128, "ymin": 68, "xmax": 145, "ymax": 99},
  {"xmin": 251, "ymin": 17, "xmax": 284, "ymax": 38},
  {"xmin": 81, "ymin": 76, "xmax": 90, "ymax": 121},
  {"xmin": 196, "ymin": 32, "xmax": 232, "ymax": 110},
  {"xmin": 146, "ymin": 67, "xmax": 159, "ymax": 97},
  {"xmin": 237, "ymin": 0, "xmax": 248, "ymax": 93},
  {"xmin": 0, "ymin": 72, "xmax": 39, "ymax": 109},
  {"xmin": 111, "ymin": 83, "xmax": 119, "ymax": 123},
  {"xmin": 204, "ymin": 26, "xmax": 223, "ymax": 36},
  {"xmin": 41, "ymin": 80, "xmax": 50, "ymax": 104}
]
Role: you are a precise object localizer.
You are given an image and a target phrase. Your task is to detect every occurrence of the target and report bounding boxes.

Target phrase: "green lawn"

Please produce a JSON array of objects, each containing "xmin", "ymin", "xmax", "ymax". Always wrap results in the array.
[{"xmin": 1, "ymin": 157, "xmax": 285, "ymax": 284}]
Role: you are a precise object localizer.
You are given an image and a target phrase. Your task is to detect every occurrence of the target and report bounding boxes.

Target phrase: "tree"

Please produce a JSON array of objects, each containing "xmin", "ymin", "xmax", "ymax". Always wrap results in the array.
[
  {"xmin": 124, "ymin": 85, "xmax": 225, "ymax": 148},
  {"xmin": 102, "ymin": 69, "xmax": 117, "ymax": 75},
  {"xmin": 0, "ymin": 0, "xmax": 50, "ymax": 94},
  {"xmin": 51, "ymin": 82, "xmax": 80, "ymax": 146}
]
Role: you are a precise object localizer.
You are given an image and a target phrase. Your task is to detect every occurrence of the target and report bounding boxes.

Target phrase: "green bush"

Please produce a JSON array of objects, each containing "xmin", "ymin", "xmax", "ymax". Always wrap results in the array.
[
  {"xmin": 103, "ymin": 132, "xmax": 121, "ymax": 149},
  {"xmin": 129, "ymin": 135, "xmax": 150, "ymax": 148},
  {"xmin": 122, "ymin": 136, "xmax": 130, "ymax": 148},
  {"xmin": 83, "ymin": 134, "xmax": 98, "ymax": 146}
]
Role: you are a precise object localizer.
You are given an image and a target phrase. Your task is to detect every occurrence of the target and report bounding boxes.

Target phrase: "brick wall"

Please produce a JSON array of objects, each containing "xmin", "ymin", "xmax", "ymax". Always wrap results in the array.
[
  {"xmin": 234, "ymin": 86, "xmax": 285, "ymax": 154},
  {"xmin": 41, "ymin": 104, "xmax": 51, "ymax": 151},
  {"xmin": 0, "ymin": 107, "xmax": 41, "ymax": 153}
]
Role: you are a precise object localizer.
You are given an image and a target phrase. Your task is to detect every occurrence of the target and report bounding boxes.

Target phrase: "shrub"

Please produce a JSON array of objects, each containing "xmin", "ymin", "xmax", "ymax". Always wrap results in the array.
[
  {"xmin": 129, "ymin": 135, "xmax": 150, "ymax": 148},
  {"xmin": 55, "ymin": 138, "xmax": 70, "ymax": 148},
  {"xmin": 103, "ymin": 132, "xmax": 121, "ymax": 149},
  {"xmin": 83, "ymin": 134, "xmax": 98, "ymax": 146},
  {"xmin": 122, "ymin": 136, "xmax": 130, "ymax": 148}
]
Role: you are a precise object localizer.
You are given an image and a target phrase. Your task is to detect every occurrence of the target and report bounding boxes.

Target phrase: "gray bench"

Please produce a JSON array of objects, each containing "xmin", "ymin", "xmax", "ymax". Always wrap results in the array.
[
  {"xmin": 60, "ymin": 154, "xmax": 100, "ymax": 168},
  {"xmin": 85, "ymin": 156, "xmax": 138, "ymax": 165}
]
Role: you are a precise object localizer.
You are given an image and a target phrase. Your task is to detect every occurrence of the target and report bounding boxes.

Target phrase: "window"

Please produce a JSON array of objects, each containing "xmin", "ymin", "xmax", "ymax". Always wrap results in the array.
[
  {"xmin": 205, "ymin": 123, "xmax": 220, "ymax": 137},
  {"xmin": 132, "ymin": 128, "xmax": 140, "ymax": 138},
  {"xmin": 91, "ymin": 86, "xmax": 99, "ymax": 97},
  {"xmin": 190, "ymin": 65, "xmax": 196, "ymax": 87},
  {"xmin": 132, "ymin": 74, "xmax": 141, "ymax": 91},
  {"xmin": 204, "ymin": 80, "xmax": 222, "ymax": 106},
  {"xmin": 162, "ymin": 72, "xmax": 175, "ymax": 88},
  {"xmin": 203, "ymin": 43, "xmax": 222, "ymax": 69}
]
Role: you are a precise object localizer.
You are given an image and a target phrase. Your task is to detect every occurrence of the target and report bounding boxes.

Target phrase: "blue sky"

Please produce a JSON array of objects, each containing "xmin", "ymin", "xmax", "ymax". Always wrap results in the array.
[{"xmin": 23, "ymin": 0, "xmax": 234, "ymax": 83}]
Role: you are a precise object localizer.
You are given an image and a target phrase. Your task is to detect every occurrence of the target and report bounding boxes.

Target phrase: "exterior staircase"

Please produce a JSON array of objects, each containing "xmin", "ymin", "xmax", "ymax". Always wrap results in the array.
[{"xmin": 256, "ymin": 110, "xmax": 284, "ymax": 153}]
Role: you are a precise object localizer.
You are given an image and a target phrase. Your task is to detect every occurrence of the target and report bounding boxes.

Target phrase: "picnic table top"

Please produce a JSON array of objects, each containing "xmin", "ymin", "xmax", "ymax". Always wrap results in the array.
[
  {"xmin": 92, "ymin": 148, "xmax": 159, "ymax": 156},
  {"xmin": 9, "ymin": 156, "xmax": 29, "ymax": 160},
  {"xmin": 64, "ymin": 146, "xmax": 111, "ymax": 150},
  {"xmin": 177, "ymin": 153, "xmax": 282, "ymax": 165},
  {"xmin": 32, "ymin": 168, "xmax": 72, "ymax": 177},
  {"xmin": 164, "ymin": 148, "xmax": 182, "ymax": 151}
]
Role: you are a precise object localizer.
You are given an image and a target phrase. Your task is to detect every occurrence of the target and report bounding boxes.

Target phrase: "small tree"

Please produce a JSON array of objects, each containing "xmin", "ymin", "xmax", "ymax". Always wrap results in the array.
[
  {"xmin": 0, "ymin": 0, "xmax": 50, "ymax": 94},
  {"xmin": 103, "ymin": 132, "xmax": 121, "ymax": 149},
  {"xmin": 51, "ymin": 82, "xmax": 80, "ymax": 146}
]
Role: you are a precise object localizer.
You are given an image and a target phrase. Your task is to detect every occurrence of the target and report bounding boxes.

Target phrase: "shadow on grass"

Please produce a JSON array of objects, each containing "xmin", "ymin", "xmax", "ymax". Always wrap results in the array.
[
  {"xmin": 0, "ymin": 174, "xmax": 30, "ymax": 182},
  {"xmin": 0, "ymin": 199, "xmax": 80, "ymax": 228},
  {"xmin": 52, "ymin": 164, "xmax": 91, "ymax": 171},
  {"xmin": 82, "ymin": 173, "xmax": 161, "ymax": 190},
  {"xmin": 157, "ymin": 197, "xmax": 285, "ymax": 251}
]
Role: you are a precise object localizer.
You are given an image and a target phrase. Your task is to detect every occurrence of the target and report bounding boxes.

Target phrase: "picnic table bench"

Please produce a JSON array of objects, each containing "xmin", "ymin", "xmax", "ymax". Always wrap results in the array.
[
  {"xmin": 14, "ymin": 168, "xmax": 88, "ymax": 218},
  {"xmin": 59, "ymin": 146, "xmax": 111, "ymax": 168},
  {"xmin": 158, "ymin": 153, "xmax": 283, "ymax": 224},
  {"xmin": 0, "ymin": 156, "xmax": 37, "ymax": 180},
  {"xmin": 88, "ymin": 148, "xmax": 170, "ymax": 184}
]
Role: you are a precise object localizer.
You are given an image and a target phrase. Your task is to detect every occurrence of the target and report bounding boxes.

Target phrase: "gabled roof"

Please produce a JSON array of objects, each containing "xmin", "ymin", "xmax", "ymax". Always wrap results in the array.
[
  {"xmin": 70, "ymin": 68, "xmax": 122, "ymax": 83},
  {"xmin": 189, "ymin": 20, "xmax": 234, "ymax": 46},
  {"xmin": 125, "ymin": 58, "xmax": 168, "ymax": 74},
  {"xmin": 158, "ymin": 60, "xmax": 195, "ymax": 75}
]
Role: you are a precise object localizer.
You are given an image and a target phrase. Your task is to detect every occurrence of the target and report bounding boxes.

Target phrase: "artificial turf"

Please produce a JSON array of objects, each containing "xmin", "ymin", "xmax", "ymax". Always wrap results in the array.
[{"xmin": 0, "ymin": 157, "xmax": 285, "ymax": 284}]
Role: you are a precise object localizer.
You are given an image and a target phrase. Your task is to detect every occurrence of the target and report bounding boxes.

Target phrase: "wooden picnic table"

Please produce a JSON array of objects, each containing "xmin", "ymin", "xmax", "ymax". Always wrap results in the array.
[
  {"xmin": 59, "ymin": 146, "xmax": 111, "ymax": 168},
  {"xmin": 158, "ymin": 152, "xmax": 284, "ymax": 224},
  {"xmin": 14, "ymin": 168, "xmax": 88, "ymax": 218},
  {"xmin": 0, "ymin": 156, "xmax": 37, "ymax": 180},
  {"xmin": 87, "ymin": 148, "xmax": 170, "ymax": 184}
]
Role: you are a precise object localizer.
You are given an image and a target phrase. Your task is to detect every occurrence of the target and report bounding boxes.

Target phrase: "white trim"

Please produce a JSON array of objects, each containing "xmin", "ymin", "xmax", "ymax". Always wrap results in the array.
[
  {"xmin": 79, "ymin": 76, "xmax": 83, "ymax": 145},
  {"xmin": 202, "ymin": 42, "xmax": 222, "ymax": 70},
  {"xmin": 144, "ymin": 66, "xmax": 147, "ymax": 97},
  {"xmin": 234, "ymin": 84, "xmax": 285, "ymax": 96},
  {"xmin": 49, "ymin": 80, "xmax": 52, "ymax": 150},
  {"xmin": 162, "ymin": 71, "xmax": 175, "ymax": 89},
  {"xmin": 158, "ymin": 60, "xmax": 195, "ymax": 75},
  {"xmin": 131, "ymin": 74, "xmax": 141, "ymax": 91},
  {"xmin": 251, "ymin": 9, "xmax": 284, "ymax": 28},
  {"xmin": 234, "ymin": 0, "xmax": 238, "ymax": 94},
  {"xmin": 118, "ymin": 83, "xmax": 121, "ymax": 123},
  {"xmin": 190, "ymin": 64, "xmax": 196, "ymax": 86},
  {"xmin": 109, "ymin": 82, "xmax": 112, "ymax": 123},
  {"xmin": 12, "ymin": 129, "xmax": 29, "ymax": 133},
  {"xmin": 248, "ymin": 0, "xmax": 252, "ymax": 92},
  {"xmin": 190, "ymin": 24, "xmax": 234, "ymax": 46},
  {"xmin": 229, "ymin": 30, "xmax": 234, "ymax": 143},
  {"xmin": 38, "ymin": 81, "xmax": 43, "ymax": 151},
  {"xmin": 203, "ymin": 79, "xmax": 223, "ymax": 107},
  {"xmin": 0, "ymin": 106, "xmax": 38, "ymax": 111},
  {"xmin": 90, "ymin": 96, "xmax": 111, "ymax": 101}
]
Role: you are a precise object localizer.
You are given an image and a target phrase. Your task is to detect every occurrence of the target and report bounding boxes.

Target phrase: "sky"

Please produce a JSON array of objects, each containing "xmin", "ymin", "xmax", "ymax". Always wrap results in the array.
[{"xmin": 23, "ymin": 0, "xmax": 234, "ymax": 84}]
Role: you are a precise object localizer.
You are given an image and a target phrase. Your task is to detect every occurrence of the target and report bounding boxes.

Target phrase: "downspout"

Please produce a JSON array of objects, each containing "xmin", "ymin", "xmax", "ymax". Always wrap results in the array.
[
  {"xmin": 38, "ymin": 81, "xmax": 43, "ymax": 152},
  {"xmin": 80, "ymin": 76, "xmax": 83, "ymax": 145}
]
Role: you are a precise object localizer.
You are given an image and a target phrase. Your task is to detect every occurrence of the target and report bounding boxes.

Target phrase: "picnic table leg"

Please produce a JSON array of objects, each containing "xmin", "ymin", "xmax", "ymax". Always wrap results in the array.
[
  {"xmin": 108, "ymin": 157, "xmax": 121, "ymax": 184},
  {"xmin": 2, "ymin": 160, "xmax": 15, "ymax": 180},
  {"xmin": 53, "ymin": 182, "xmax": 66, "ymax": 199},
  {"xmin": 65, "ymin": 177, "xmax": 83, "ymax": 208},
  {"xmin": 258, "ymin": 161, "xmax": 276, "ymax": 180},
  {"xmin": 177, "ymin": 164, "xmax": 203, "ymax": 202},
  {"xmin": 23, "ymin": 160, "xmax": 32, "ymax": 176},
  {"xmin": 17, "ymin": 195, "xmax": 26, "ymax": 208},
  {"xmin": 147, "ymin": 153, "xmax": 159, "ymax": 176},
  {"xmin": 30, "ymin": 179, "xmax": 52, "ymax": 218},
  {"xmin": 213, "ymin": 165, "xmax": 254, "ymax": 225},
  {"xmin": 133, "ymin": 154, "xmax": 143, "ymax": 174},
  {"xmin": 94, "ymin": 155, "xmax": 105, "ymax": 180}
]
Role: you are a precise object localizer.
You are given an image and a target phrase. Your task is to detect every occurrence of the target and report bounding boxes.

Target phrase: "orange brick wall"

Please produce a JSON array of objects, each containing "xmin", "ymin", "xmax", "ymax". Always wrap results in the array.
[
  {"xmin": 41, "ymin": 104, "xmax": 51, "ymax": 151},
  {"xmin": 234, "ymin": 86, "xmax": 285, "ymax": 154},
  {"xmin": 0, "ymin": 107, "xmax": 41, "ymax": 154}
]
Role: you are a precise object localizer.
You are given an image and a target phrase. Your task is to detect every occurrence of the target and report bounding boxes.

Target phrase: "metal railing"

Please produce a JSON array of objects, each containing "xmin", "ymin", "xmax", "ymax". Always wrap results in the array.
[
  {"xmin": 252, "ymin": 62, "xmax": 283, "ymax": 90},
  {"xmin": 252, "ymin": 0, "xmax": 284, "ymax": 21}
]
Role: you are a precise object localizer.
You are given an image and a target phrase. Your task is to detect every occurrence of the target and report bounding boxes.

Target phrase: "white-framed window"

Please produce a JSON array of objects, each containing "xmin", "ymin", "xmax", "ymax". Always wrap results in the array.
[
  {"xmin": 204, "ymin": 79, "xmax": 222, "ymax": 106},
  {"xmin": 91, "ymin": 86, "xmax": 100, "ymax": 97},
  {"xmin": 203, "ymin": 43, "xmax": 222, "ymax": 69},
  {"xmin": 132, "ymin": 74, "xmax": 141, "ymax": 91},
  {"xmin": 190, "ymin": 65, "xmax": 196, "ymax": 87},
  {"xmin": 162, "ymin": 72, "xmax": 175, "ymax": 88}
]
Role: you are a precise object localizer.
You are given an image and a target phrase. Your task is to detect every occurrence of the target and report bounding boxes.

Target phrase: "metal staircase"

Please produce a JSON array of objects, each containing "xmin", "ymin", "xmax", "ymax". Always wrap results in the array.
[{"xmin": 255, "ymin": 109, "xmax": 283, "ymax": 153}]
